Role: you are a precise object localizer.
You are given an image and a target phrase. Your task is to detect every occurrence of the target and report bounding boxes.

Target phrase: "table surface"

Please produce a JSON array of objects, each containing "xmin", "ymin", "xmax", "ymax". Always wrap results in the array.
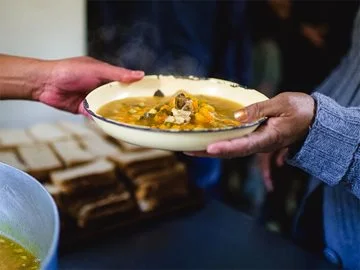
[{"xmin": 59, "ymin": 200, "xmax": 335, "ymax": 269}]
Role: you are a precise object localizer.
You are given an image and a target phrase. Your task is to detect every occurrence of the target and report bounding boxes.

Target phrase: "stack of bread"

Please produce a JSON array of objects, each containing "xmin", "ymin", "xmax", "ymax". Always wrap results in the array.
[{"xmin": 0, "ymin": 119, "xmax": 190, "ymax": 231}]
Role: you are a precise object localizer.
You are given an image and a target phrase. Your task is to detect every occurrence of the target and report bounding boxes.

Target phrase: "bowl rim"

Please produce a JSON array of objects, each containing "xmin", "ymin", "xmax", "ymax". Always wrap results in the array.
[{"xmin": 83, "ymin": 75, "xmax": 267, "ymax": 134}]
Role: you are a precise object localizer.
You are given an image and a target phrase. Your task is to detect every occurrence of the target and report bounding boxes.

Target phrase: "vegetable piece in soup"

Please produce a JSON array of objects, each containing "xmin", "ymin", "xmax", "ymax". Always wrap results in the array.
[
  {"xmin": 97, "ymin": 90, "xmax": 244, "ymax": 130},
  {"xmin": 0, "ymin": 234, "xmax": 40, "ymax": 270}
]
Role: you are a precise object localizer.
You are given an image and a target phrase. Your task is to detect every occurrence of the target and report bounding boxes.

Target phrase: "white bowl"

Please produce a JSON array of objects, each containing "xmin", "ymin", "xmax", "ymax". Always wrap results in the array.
[{"xmin": 84, "ymin": 75, "xmax": 268, "ymax": 151}]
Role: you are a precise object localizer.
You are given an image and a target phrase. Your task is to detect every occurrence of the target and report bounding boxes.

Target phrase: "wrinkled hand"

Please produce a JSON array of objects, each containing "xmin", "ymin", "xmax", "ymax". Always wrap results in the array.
[
  {"xmin": 33, "ymin": 56, "xmax": 144, "ymax": 115},
  {"xmin": 257, "ymin": 148, "xmax": 288, "ymax": 192},
  {"xmin": 186, "ymin": 92, "xmax": 315, "ymax": 158}
]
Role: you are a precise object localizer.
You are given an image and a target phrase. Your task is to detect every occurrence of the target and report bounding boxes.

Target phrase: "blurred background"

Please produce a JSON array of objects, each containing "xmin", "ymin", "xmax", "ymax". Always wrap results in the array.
[{"xmin": 1, "ymin": 0, "xmax": 359, "ymax": 242}]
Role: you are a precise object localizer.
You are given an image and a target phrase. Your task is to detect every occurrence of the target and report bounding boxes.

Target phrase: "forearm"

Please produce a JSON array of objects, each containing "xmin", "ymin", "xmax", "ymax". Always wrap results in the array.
[
  {"xmin": 0, "ymin": 54, "xmax": 51, "ymax": 100},
  {"xmin": 288, "ymin": 93, "xmax": 360, "ymax": 198}
]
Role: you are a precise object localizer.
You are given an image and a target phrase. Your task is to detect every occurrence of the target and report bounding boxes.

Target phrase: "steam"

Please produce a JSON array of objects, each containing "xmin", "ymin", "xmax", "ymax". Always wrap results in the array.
[{"xmin": 91, "ymin": 20, "xmax": 205, "ymax": 76}]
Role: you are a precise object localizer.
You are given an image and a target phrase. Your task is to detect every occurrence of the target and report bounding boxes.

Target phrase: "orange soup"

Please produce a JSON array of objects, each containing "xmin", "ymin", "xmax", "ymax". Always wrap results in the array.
[{"xmin": 97, "ymin": 90, "xmax": 244, "ymax": 130}]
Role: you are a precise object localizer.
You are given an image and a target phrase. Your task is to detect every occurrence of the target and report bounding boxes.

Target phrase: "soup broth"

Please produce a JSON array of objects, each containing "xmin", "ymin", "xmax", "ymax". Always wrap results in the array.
[
  {"xmin": 0, "ymin": 234, "xmax": 40, "ymax": 270},
  {"xmin": 97, "ymin": 91, "xmax": 244, "ymax": 130}
]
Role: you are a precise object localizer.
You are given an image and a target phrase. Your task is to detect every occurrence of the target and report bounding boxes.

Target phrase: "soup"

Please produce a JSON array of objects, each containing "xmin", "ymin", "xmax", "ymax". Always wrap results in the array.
[
  {"xmin": 0, "ymin": 234, "xmax": 40, "ymax": 270},
  {"xmin": 97, "ymin": 90, "xmax": 244, "ymax": 130}
]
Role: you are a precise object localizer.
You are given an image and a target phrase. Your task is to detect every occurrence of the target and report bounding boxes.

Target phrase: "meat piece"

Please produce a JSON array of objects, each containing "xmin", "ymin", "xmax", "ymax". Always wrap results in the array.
[
  {"xmin": 154, "ymin": 89, "xmax": 165, "ymax": 97},
  {"xmin": 175, "ymin": 93, "xmax": 187, "ymax": 109},
  {"xmin": 165, "ymin": 109, "xmax": 191, "ymax": 124}
]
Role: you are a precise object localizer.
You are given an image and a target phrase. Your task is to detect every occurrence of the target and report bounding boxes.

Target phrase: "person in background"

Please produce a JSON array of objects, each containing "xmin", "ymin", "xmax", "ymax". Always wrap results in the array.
[
  {"xmin": 248, "ymin": 0, "xmax": 359, "ymax": 234},
  {"xmin": 189, "ymin": 6, "xmax": 360, "ymax": 268},
  {"xmin": 87, "ymin": 0, "xmax": 252, "ymax": 198}
]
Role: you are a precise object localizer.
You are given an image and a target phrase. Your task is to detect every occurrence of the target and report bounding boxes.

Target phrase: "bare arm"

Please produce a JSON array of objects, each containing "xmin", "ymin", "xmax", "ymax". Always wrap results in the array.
[
  {"xmin": 0, "ymin": 54, "xmax": 49, "ymax": 100},
  {"xmin": 0, "ymin": 54, "xmax": 144, "ymax": 114}
]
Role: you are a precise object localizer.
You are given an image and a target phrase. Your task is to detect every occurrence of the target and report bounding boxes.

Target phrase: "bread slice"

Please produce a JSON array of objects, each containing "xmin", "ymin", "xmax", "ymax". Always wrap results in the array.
[
  {"xmin": 110, "ymin": 149, "xmax": 176, "ymax": 177},
  {"xmin": 52, "ymin": 139, "xmax": 95, "ymax": 167},
  {"xmin": 73, "ymin": 189, "xmax": 135, "ymax": 228},
  {"xmin": 0, "ymin": 151, "xmax": 28, "ymax": 172},
  {"xmin": 58, "ymin": 121, "xmax": 99, "ymax": 139},
  {"xmin": 0, "ymin": 129, "xmax": 34, "ymax": 149},
  {"xmin": 118, "ymin": 141, "xmax": 148, "ymax": 152},
  {"xmin": 134, "ymin": 163, "xmax": 189, "ymax": 212},
  {"xmin": 17, "ymin": 144, "xmax": 63, "ymax": 180},
  {"xmin": 44, "ymin": 181, "xmax": 119, "ymax": 210},
  {"xmin": 50, "ymin": 159, "xmax": 117, "ymax": 193},
  {"xmin": 80, "ymin": 136, "xmax": 120, "ymax": 158},
  {"xmin": 84, "ymin": 118, "xmax": 108, "ymax": 137},
  {"xmin": 28, "ymin": 123, "xmax": 71, "ymax": 143}
]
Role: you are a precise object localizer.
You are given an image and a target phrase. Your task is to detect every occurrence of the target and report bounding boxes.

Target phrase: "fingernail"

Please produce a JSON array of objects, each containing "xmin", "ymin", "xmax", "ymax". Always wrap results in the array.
[
  {"xmin": 234, "ymin": 109, "xmax": 248, "ymax": 122},
  {"xmin": 131, "ymin": 70, "xmax": 144, "ymax": 77}
]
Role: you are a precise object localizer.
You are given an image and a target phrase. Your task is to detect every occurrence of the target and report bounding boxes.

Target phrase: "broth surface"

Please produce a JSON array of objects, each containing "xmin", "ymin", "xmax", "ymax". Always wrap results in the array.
[
  {"xmin": 0, "ymin": 234, "xmax": 40, "ymax": 270},
  {"xmin": 97, "ymin": 91, "xmax": 244, "ymax": 130}
]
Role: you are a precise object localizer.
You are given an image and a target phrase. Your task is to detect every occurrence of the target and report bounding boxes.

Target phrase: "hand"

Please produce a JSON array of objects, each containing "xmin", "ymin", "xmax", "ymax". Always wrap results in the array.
[
  {"xmin": 301, "ymin": 24, "xmax": 328, "ymax": 48},
  {"xmin": 33, "ymin": 56, "xmax": 144, "ymax": 115},
  {"xmin": 186, "ymin": 92, "xmax": 315, "ymax": 158},
  {"xmin": 257, "ymin": 148, "xmax": 288, "ymax": 192}
]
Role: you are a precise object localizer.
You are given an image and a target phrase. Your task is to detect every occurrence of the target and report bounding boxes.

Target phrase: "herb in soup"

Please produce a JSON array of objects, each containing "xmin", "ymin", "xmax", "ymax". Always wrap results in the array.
[
  {"xmin": 97, "ymin": 90, "xmax": 244, "ymax": 130},
  {"xmin": 0, "ymin": 234, "xmax": 40, "ymax": 270}
]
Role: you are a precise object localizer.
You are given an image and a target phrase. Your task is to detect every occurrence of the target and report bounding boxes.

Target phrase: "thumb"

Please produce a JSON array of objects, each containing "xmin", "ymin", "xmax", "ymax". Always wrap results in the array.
[
  {"xmin": 233, "ymin": 97, "xmax": 282, "ymax": 123},
  {"xmin": 78, "ymin": 102, "xmax": 92, "ymax": 118}
]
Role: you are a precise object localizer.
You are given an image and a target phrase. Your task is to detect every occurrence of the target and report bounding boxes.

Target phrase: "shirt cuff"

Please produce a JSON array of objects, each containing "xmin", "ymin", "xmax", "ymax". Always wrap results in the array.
[{"xmin": 287, "ymin": 92, "xmax": 360, "ymax": 186}]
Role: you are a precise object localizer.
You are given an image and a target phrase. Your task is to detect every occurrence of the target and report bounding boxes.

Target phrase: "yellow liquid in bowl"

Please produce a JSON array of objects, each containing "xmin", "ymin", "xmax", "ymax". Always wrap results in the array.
[{"xmin": 0, "ymin": 234, "xmax": 40, "ymax": 270}]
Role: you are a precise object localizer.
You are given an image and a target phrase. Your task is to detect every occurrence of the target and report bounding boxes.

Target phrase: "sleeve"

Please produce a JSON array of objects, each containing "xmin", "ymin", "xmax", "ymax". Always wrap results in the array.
[{"xmin": 287, "ymin": 92, "xmax": 360, "ymax": 198}]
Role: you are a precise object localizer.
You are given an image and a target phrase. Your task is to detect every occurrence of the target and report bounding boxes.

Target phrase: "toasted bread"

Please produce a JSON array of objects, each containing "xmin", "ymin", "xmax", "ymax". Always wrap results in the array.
[
  {"xmin": 110, "ymin": 149, "xmax": 175, "ymax": 177},
  {"xmin": 84, "ymin": 118, "xmax": 109, "ymax": 137},
  {"xmin": 58, "ymin": 121, "xmax": 99, "ymax": 139},
  {"xmin": 50, "ymin": 159, "xmax": 117, "ymax": 193},
  {"xmin": 28, "ymin": 123, "xmax": 72, "ymax": 143},
  {"xmin": 18, "ymin": 144, "xmax": 63, "ymax": 181},
  {"xmin": 0, "ymin": 129, "xmax": 34, "ymax": 149},
  {"xmin": 74, "ymin": 190, "xmax": 134, "ymax": 228},
  {"xmin": 0, "ymin": 150, "xmax": 28, "ymax": 172},
  {"xmin": 134, "ymin": 163, "xmax": 189, "ymax": 212},
  {"xmin": 118, "ymin": 141, "xmax": 148, "ymax": 152},
  {"xmin": 80, "ymin": 136, "xmax": 120, "ymax": 158},
  {"xmin": 51, "ymin": 139, "xmax": 95, "ymax": 167}
]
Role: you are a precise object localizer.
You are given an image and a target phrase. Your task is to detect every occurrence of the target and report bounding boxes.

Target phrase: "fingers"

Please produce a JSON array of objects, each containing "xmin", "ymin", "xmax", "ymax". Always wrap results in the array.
[
  {"xmin": 234, "ymin": 100, "xmax": 276, "ymax": 123},
  {"xmin": 276, "ymin": 148, "xmax": 288, "ymax": 167},
  {"xmin": 100, "ymin": 64, "xmax": 144, "ymax": 83},
  {"xmin": 76, "ymin": 56, "xmax": 144, "ymax": 83},
  {"xmin": 234, "ymin": 93, "xmax": 290, "ymax": 123},
  {"xmin": 78, "ymin": 102, "xmax": 92, "ymax": 118},
  {"xmin": 183, "ymin": 151, "xmax": 218, "ymax": 158},
  {"xmin": 206, "ymin": 125, "xmax": 280, "ymax": 158},
  {"xmin": 257, "ymin": 153, "xmax": 274, "ymax": 192}
]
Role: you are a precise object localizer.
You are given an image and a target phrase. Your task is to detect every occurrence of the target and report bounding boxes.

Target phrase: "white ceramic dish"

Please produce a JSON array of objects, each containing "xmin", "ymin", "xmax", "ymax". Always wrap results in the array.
[{"xmin": 84, "ymin": 75, "xmax": 268, "ymax": 151}]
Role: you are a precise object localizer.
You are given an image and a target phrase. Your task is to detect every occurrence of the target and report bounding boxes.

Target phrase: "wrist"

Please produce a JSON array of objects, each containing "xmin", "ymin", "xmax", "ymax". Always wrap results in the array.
[
  {"xmin": 29, "ymin": 59, "xmax": 55, "ymax": 102},
  {"xmin": 288, "ymin": 95, "xmax": 317, "ymax": 158},
  {"xmin": 0, "ymin": 54, "xmax": 53, "ymax": 101}
]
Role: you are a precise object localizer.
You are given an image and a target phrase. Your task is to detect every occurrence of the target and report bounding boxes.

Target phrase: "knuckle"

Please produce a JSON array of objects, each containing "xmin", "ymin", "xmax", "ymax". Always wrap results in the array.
[{"xmin": 249, "ymin": 102, "xmax": 262, "ymax": 121}]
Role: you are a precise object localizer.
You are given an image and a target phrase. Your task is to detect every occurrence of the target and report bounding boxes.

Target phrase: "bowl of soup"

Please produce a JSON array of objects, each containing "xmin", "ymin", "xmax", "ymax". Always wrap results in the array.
[
  {"xmin": 84, "ymin": 75, "xmax": 268, "ymax": 151},
  {"xmin": 0, "ymin": 163, "xmax": 60, "ymax": 270}
]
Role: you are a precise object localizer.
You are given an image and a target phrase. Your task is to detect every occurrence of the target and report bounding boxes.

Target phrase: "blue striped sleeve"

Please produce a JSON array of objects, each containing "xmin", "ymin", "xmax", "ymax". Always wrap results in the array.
[{"xmin": 287, "ymin": 93, "xmax": 360, "ymax": 198}]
